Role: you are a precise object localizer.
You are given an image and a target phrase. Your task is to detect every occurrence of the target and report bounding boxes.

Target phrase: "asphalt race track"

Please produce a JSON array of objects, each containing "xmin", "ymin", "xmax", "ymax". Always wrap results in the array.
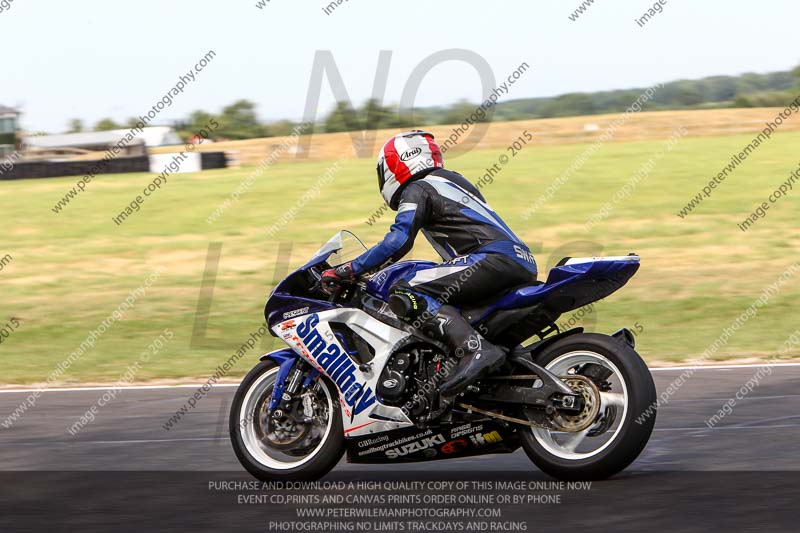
[
  {"xmin": 4, "ymin": 364, "xmax": 799, "ymax": 471},
  {"xmin": 2, "ymin": 364, "xmax": 799, "ymax": 531}
]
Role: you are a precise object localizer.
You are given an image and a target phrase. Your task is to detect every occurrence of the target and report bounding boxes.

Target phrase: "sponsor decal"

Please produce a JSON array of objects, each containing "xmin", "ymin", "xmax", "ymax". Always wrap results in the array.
[
  {"xmin": 348, "ymin": 423, "xmax": 512, "ymax": 463},
  {"xmin": 440, "ymin": 439, "xmax": 469, "ymax": 455},
  {"xmin": 357, "ymin": 429, "xmax": 433, "ymax": 456},
  {"xmin": 283, "ymin": 307, "xmax": 310, "ymax": 319},
  {"xmin": 470, "ymin": 430, "xmax": 503, "ymax": 448},
  {"xmin": 369, "ymin": 270, "xmax": 389, "ymax": 285},
  {"xmin": 514, "ymin": 244, "xmax": 536, "ymax": 264},
  {"xmin": 296, "ymin": 314, "xmax": 377, "ymax": 416},
  {"xmin": 385, "ymin": 433, "xmax": 445, "ymax": 459},
  {"xmin": 357, "ymin": 435, "xmax": 389, "ymax": 448},
  {"xmin": 450, "ymin": 422, "xmax": 480, "ymax": 439},
  {"xmin": 400, "ymin": 147, "xmax": 422, "ymax": 161}
]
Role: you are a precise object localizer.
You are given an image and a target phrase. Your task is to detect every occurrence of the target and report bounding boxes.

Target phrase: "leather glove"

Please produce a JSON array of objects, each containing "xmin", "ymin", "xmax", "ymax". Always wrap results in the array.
[{"xmin": 320, "ymin": 262, "xmax": 355, "ymax": 293}]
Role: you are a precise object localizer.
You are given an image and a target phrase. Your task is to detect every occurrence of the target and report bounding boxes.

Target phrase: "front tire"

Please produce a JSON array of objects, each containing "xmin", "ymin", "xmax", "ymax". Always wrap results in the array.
[
  {"xmin": 520, "ymin": 333, "xmax": 657, "ymax": 480},
  {"xmin": 229, "ymin": 360, "xmax": 345, "ymax": 481}
]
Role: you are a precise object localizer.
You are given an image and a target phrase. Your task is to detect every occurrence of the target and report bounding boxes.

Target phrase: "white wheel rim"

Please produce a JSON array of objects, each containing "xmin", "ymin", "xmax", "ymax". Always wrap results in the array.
[
  {"xmin": 531, "ymin": 350, "xmax": 629, "ymax": 460},
  {"xmin": 238, "ymin": 366, "xmax": 334, "ymax": 470}
]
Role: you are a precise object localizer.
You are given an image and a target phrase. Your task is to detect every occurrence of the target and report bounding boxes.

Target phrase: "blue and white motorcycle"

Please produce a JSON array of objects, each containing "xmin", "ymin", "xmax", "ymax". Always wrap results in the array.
[{"xmin": 230, "ymin": 231, "xmax": 656, "ymax": 481}]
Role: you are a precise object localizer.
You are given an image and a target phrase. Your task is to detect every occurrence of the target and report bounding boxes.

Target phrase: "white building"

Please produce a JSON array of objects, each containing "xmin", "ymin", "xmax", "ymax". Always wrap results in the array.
[{"xmin": 23, "ymin": 126, "xmax": 183, "ymax": 157}]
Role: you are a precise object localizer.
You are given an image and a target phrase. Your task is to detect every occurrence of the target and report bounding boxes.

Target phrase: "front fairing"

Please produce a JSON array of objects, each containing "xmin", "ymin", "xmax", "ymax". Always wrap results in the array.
[
  {"xmin": 265, "ymin": 231, "xmax": 367, "ymax": 330},
  {"xmin": 265, "ymin": 266, "xmax": 335, "ymax": 331},
  {"xmin": 266, "ymin": 257, "xmax": 438, "ymax": 329}
]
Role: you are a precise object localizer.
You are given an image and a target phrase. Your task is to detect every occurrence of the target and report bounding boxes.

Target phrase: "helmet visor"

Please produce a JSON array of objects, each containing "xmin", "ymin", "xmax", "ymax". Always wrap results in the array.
[{"xmin": 376, "ymin": 158, "xmax": 386, "ymax": 192}]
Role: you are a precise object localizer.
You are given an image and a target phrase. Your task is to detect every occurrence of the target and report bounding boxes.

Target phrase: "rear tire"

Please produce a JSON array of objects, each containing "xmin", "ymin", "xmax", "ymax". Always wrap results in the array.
[
  {"xmin": 520, "ymin": 333, "xmax": 656, "ymax": 480},
  {"xmin": 230, "ymin": 360, "xmax": 345, "ymax": 481}
]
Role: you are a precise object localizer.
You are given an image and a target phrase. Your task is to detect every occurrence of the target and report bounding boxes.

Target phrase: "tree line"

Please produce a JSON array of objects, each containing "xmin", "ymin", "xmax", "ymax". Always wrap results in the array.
[{"xmin": 70, "ymin": 65, "xmax": 800, "ymax": 141}]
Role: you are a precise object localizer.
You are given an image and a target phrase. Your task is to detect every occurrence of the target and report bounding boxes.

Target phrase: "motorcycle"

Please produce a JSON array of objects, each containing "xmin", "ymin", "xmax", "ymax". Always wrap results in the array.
[{"xmin": 230, "ymin": 231, "xmax": 657, "ymax": 481}]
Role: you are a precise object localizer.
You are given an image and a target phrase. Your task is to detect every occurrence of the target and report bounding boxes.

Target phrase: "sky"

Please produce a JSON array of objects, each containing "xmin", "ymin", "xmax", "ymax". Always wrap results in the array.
[{"xmin": 2, "ymin": 0, "xmax": 799, "ymax": 133}]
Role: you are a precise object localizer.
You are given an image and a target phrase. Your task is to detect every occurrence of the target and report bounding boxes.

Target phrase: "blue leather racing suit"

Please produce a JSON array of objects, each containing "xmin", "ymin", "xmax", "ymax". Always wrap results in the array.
[{"xmin": 351, "ymin": 168, "xmax": 537, "ymax": 315}]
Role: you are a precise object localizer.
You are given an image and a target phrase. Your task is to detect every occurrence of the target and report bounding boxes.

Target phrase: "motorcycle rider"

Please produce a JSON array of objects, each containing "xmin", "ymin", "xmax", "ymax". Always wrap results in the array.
[{"xmin": 321, "ymin": 130, "xmax": 538, "ymax": 402}]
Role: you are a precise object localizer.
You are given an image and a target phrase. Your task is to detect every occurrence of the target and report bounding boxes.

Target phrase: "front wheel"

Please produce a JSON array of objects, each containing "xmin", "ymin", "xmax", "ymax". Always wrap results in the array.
[
  {"xmin": 520, "ymin": 333, "xmax": 657, "ymax": 480},
  {"xmin": 229, "ymin": 360, "xmax": 345, "ymax": 481}
]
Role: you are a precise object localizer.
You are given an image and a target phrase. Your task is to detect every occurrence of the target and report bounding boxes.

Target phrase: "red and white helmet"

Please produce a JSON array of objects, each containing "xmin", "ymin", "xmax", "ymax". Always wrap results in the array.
[{"xmin": 377, "ymin": 130, "xmax": 443, "ymax": 209}]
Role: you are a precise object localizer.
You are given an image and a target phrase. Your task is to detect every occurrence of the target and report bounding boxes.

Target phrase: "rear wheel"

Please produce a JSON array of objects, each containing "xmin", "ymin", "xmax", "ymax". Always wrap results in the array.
[
  {"xmin": 520, "ymin": 333, "xmax": 656, "ymax": 480},
  {"xmin": 229, "ymin": 360, "xmax": 344, "ymax": 481}
]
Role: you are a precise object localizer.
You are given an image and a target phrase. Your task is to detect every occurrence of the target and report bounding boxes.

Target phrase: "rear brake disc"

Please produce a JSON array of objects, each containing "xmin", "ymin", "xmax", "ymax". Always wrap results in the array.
[{"xmin": 551, "ymin": 375, "xmax": 601, "ymax": 432}]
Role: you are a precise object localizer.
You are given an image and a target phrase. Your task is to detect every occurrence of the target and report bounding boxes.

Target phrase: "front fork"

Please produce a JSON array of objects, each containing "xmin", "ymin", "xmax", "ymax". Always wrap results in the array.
[{"xmin": 265, "ymin": 352, "xmax": 321, "ymax": 414}]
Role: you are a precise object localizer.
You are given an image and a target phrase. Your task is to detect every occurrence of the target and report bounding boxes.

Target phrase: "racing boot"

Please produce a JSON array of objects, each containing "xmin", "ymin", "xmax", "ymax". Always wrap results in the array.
[{"xmin": 423, "ymin": 305, "xmax": 507, "ymax": 400}]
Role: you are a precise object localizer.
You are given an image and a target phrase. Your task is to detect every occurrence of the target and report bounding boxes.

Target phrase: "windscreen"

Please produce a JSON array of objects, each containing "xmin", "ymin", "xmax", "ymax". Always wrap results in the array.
[{"xmin": 312, "ymin": 230, "xmax": 368, "ymax": 267}]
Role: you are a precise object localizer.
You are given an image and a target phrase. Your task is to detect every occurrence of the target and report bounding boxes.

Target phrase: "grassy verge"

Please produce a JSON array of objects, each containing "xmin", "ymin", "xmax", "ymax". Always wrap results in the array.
[{"xmin": 2, "ymin": 129, "xmax": 799, "ymax": 384}]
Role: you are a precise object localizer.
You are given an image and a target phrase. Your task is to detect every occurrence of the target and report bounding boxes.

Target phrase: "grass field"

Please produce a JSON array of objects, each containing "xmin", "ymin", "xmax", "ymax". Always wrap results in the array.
[
  {"xmin": 3, "ymin": 124, "xmax": 800, "ymax": 384},
  {"xmin": 151, "ymin": 107, "xmax": 800, "ymax": 166}
]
